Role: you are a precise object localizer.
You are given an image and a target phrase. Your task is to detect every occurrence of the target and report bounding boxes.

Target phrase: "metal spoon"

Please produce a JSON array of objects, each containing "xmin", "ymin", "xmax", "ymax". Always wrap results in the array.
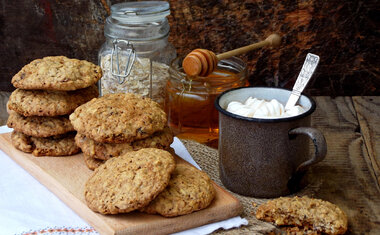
[{"xmin": 285, "ymin": 53, "xmax": 320, "ymax": 110}]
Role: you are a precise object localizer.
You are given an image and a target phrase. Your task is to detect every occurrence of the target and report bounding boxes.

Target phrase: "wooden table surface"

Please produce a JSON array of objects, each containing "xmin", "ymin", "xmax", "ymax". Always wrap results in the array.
[
  {"xmin": 182, "ymin": 96, "xmax": 380, "ymax": 234},
  {"xmin": 0, "ymin": 94, "xmax": 379, "ymax": 234},
  {"xmin": 307, "ymin": 96, "xmax": 380, "ymax": 234}
]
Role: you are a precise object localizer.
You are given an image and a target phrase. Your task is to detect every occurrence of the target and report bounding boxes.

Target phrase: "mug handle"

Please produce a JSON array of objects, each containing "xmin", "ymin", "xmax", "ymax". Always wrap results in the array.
[{"xmin": 289, "ymin": 127, "xmax": 327, "ymax": 172}]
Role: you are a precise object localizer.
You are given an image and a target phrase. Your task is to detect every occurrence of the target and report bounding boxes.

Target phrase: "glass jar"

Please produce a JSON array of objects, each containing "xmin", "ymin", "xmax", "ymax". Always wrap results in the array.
[
  {"xmin": 165, "ymin": 57, "xmax": 249, "ymax": 147},
  {"xmin": 98, "ymin": 1, "xmax": 176, "ymax": 106}
]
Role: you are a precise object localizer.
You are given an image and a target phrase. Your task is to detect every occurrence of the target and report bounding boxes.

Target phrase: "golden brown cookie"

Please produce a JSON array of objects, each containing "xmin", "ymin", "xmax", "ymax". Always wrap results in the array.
[
  {"xmin": 70, "ymin": 93, "xmax": 167, "ymax": 143},
  {"xmin": 84, "ymin": 148, "xmax": 175, "ymax": 214},
  {"xmin": 83, "ymin": 153, "xmax": 105, "ymax": 170},
  {"xmin": 140, "ymin": 163, "xmax": 215, "ymax": 217},
  {"xmin": 75, "ymin": 127, "xmax": 173, "ymax": 161},
  {"xmin": 11, "ymin": 56, "xmax": 102, "ymax": 91},
  {"xmin": 11, "ymin": 130, "xmax": 34, "ymax": 153},
  {"xmin": 7, "ymin": 112, "xmax": 74, "ymax": 137},
  {"xmin": 11, "ymin": 131, "xmax": 80, "ymax": 157},
  {"xmin": 255, "ymin": 196, "xmax": 348, "ymax": 235},
  {"xmin": 8, "ymin": 85, "xmax": 98, "ymax": 116}
]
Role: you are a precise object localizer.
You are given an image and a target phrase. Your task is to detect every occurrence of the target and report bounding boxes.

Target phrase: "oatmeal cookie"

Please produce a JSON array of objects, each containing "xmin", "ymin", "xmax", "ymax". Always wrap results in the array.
[
  {"xmin": 70, "ymin": 93, "xmax": 167, "ymax": 143},
  {"xmin": 83, "ymin": 153, "xmax": 105, "ymax": 170},
  {"xmin": 75, "ymin": 127, "xmax": 173, "ymax": 160},
  {"xmin": 8, "ymin": 85, "xmax": 98, "ymax": 116},
  {"xmin": 11, "ymin": 131, "xmax": 80, "ymax": 157},
  {"xmin": 140, "ymin": 163, "xmax": 215, "ymax": 217},
  {"xmin": 11, "ymin": 56, "xmax": 102, "ymax": 91},
  {"xmin": 255, "ymin": 196, "xmax": 348, "ymax": 235},
  {"xmin": 84, "ymin": 148, "xmax": 175, "ymax": 214},
  {"xmin": 11, "ymin": 130, "xmax": 34, "ymax": 153},
  {"xmin": 7, "ymin": 112, "xmax": 74, "ymax": 137}
]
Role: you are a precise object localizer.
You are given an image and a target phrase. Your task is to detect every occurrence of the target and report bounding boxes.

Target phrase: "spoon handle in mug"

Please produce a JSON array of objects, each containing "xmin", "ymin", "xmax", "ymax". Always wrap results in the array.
[{"xmin": 285, "ymin": 53, "xmax": 320, "ymax": 110}]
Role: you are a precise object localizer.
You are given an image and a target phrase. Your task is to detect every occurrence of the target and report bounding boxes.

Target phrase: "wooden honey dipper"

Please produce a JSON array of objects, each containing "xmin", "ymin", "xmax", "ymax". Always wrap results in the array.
[{"xmin": 182, "ymin": 34, "xmax": 281, "ymax": 77}]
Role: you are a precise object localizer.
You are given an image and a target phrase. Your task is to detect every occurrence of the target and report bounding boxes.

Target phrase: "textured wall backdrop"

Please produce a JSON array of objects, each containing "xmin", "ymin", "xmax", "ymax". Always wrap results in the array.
[{"xmin": 0, "ymin": 0, "xmax": 378, "ymax": 96}]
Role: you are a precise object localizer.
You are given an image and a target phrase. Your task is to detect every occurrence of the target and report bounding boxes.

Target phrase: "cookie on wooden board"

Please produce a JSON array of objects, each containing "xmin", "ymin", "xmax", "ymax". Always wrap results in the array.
[
  {"xmin": 7, "ymin": 111, "xmax": 74, "ymax": 137},
  {"xmin": 255, "ymin": 196, "xmax": 348, "ymax": 235},
  {"xmin": 84, "ymin": 148, "xmax": 175, "ymax": 214},
  {"xmin": 140, "ymin": 163, "xmax": 216, "ymax": 217},
  {"xmin": 11, "ymin": 56, "xmax": 102, "ymax": 91},
  {"xmin": 11, "ymin": 131, "xmax": 80, "ymax": 157},
  {"xmin": 7, "ymin": 85, "xmax": 98, "ymax": 117},
  {"xmin": 75, "ymin": 126, "xmax": 173, "ymax": 161},
  {"xmin": 70, "ymin": 93, "xmax": 167, "ymax": 143}
]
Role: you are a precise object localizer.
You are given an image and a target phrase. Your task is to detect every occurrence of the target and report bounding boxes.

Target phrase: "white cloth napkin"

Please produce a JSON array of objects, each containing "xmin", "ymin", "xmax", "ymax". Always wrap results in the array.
[{"xmin": 0, "ymin": 126, "xmax": 247, "ymax": 234}]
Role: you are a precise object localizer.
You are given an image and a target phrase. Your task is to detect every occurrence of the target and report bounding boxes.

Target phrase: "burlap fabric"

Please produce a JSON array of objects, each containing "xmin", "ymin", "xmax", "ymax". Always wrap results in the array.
[{"xmin": 181, "ymin": 139, "xmax": 322, "ymax": 234}]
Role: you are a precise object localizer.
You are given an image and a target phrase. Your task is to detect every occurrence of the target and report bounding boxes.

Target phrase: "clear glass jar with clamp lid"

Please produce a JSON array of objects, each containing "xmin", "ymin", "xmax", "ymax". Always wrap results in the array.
[{"xmin": 98, "ymin": 1, "xmax": 176, "ymax": 106}]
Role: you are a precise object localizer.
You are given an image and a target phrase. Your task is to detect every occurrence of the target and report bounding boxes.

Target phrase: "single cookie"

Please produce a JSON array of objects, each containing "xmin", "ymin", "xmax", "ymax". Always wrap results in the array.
[
  {"xmin": 70, "ymin": 93, "xmax": 167, "ymax": 143},
  {"xmin": 7, "ymin": 111, "xmax": 74, "ymax": 137},
  {"xmin": 83, "ymin": 147, "xmax": 176, "ymax": 171},
  {"xmin": 84, "ymin": 148, "xmax": 175, "ymax": 214},
  {"xmin": 75, "ymin": 127, "xmax": 173, "ymax": 161},
  {"xmin": 11, "ymin": 130, "xmax": 34, "ymax": 153},
  {"xmin": 255, "ymin": 196, "xmax": 348, "ymax": 235},
  {"xmin": 11, "ymin": 56, "xmax": 102, "ymax": 91},
  {"xmin": 11, "ymin": 131, "xmax": 80, "ymax": 157},
  {"xmin": 83, "ymin": 153, "xmax": 105, "ymax": 170},
  {"xmin": 8, "ymin": 85, "xmax": 99, "ymax": 116},
  {"xmin": 140, "ymin": 163, "xmax": 215, "ymax": 217}
]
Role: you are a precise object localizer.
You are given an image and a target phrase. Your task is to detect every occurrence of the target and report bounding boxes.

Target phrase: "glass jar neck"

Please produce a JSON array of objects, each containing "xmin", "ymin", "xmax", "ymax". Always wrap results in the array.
[
  {"xmin": 104, "ymin": 36, "xmax": 168, "ymax": 57},
  {"xmin": 104, "ymin": 16, "xmax": 170, "ymax": 41}
]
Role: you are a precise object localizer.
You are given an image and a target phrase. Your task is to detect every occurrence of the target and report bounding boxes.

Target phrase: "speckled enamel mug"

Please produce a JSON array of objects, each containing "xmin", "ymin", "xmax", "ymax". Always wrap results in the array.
[{"xmin": 215, "ymin": 87, "xmax": 327, "ymax": 198}]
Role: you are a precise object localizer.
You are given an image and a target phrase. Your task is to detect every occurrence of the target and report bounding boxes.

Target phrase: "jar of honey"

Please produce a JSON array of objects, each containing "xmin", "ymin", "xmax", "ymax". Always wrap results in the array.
[{"xmin": 165, "ymin": 57, "xmax": 249, "ymax": 147}]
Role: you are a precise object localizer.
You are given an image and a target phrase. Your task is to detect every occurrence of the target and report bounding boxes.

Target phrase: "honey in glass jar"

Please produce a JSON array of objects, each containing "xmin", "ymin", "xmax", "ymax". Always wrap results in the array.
[{"xmin": 165, "ymin": 56, "xmax": 248, "ymax": 147}]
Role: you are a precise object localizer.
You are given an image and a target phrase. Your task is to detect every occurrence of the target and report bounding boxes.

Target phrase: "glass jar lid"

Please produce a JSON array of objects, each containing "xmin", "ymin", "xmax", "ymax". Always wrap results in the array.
[
  {"xmin": 105, "ymin": 1, "xmax": 170, "ymax": 40},
  {"xmin": 111, "ymin": 1, "xmax": 170, "ymax": 23}
]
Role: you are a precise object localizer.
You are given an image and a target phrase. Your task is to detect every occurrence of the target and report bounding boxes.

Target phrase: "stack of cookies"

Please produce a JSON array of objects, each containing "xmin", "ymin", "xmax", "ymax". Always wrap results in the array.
[
  {"xmin": 70, "ymin": 93, "xmax": 216, "ymax": 217},
  {"xmin": 70, "ymin": 93, "xmax": 174, "ymax": 170},
  {"xmin": 85, "ymin": 148, "xmax": 216, "ymax": 217},
  {"xmin": 7, "ymin": 56, "xmax": 101, "ymax": 156}
]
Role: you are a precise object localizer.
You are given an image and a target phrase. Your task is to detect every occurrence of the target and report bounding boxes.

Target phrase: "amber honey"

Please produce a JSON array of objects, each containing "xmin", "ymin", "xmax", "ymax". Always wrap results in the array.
[{"xmin": 165, "ymin": 57, "xmax": 248, "ymax": 147}]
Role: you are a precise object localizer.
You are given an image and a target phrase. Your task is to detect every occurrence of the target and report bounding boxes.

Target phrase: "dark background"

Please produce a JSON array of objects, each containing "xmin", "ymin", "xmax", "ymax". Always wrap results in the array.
[{"xmin": 0, "ymin": 0, "xmax": 379, "ymax": 96}]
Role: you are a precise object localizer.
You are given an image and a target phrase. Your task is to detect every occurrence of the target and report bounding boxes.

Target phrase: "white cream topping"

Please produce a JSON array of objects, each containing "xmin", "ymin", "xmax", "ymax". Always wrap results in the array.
[{"xmin": 226, "ymin": 97, "xmax": 306, "ymax": 118}]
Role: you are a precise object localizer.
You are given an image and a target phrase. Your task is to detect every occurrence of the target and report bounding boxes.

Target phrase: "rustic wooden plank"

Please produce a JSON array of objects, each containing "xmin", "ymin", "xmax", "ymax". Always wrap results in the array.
[
  {"xmin": 308, "ymin": 96, "xmax": 380, "ymax": 234},
  {"xmin": 0, "ymin": 133, "xmax": 242, "ymax": 235},
  {"xmin": 1, "ymin": 1, "xmax": 379, "ymax": 95},
  {"xmin": 166, "ymin": 0, "xmax": 380, "ymax": 96},
  {"xmin": 352, "ymin": 96, "xmax": 380, "ymax": 191}
]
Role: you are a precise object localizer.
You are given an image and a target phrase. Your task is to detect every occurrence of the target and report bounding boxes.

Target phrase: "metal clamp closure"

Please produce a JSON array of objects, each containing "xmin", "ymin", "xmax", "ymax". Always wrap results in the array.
[{"xmin": 111, "ymin": 39, "xmax": 136, "ymax": 84}]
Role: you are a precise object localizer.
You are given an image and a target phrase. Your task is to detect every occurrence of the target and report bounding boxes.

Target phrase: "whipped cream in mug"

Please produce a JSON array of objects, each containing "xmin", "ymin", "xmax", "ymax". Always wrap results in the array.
[{"xmin": 226, "ymin": 97, "xmax": 306, "ymax": 118}]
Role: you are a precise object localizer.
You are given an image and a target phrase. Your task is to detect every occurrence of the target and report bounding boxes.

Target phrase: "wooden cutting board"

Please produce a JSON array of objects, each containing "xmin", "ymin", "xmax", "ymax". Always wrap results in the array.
[{"xmin": 0, "ymin": 133, "xmax": 242, "ymax": 235}]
